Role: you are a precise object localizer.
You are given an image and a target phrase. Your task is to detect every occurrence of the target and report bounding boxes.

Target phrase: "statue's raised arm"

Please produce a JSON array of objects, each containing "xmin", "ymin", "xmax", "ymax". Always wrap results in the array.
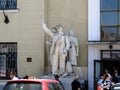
[{"xmin": 41, "ymin": 18, "xmax": 54, "ymax": 37}]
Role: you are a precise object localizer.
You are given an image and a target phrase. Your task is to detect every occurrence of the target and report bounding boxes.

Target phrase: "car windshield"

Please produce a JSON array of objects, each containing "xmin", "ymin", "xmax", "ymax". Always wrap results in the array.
[
  {"xmin": 47, "ymin": 83, "xmax": 64, "ymax": 90},
  {"xmin": 3, "ymin": 82, "xmax": 42, "ymax": 90}
]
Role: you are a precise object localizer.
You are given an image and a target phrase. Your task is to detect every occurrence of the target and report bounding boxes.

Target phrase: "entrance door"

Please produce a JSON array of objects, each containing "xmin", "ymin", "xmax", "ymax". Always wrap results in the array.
[
  {"xmin": 94, "ymin": 60, "xmax": 104, "ymax": 90},
  {"xmin": 94, "ymin": 59, "xmax": 120, "ymax": 90}
]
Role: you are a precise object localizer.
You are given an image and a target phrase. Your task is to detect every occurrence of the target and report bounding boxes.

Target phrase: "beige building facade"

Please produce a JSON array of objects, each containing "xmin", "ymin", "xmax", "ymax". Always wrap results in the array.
[
  {"xmin": 43, "ymin": 0, "xmax": 88, "ymax": 79},
  {"xmin": 0, "ymin": 0, "xmax": 88, "ymax": 86}
]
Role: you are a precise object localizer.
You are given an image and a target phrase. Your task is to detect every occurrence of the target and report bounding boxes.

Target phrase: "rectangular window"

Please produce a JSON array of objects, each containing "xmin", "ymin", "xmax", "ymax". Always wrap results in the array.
[
  {"xmin": 118, "ymin": 27, "xmax": 120, "ymax": 40},
  {"xmin": 101, "ymin": 0, "xmax": 117, "ymax": 10},
  {"xmin": 0, "ymin": 42, "xmax": 17, "ymax": 79},
  {"xmin": 101, "ymin": 27, "xmax": 116, "ymax": 41},
  {"xmin": 47, "ymin": 83, "xmax": 64, "ymax": 90},
  {"xmin": 3, "ymin": 82, "xmax": 42, "ymax": 90},
  {"xmin": 101, "ymin": 12, "xmax": 117, "ymax": 25},
  {"xmin": 100, "ymin": 0, "xmax": 120, "ymax": 41},
  {"xmin": 0, "ymin": 0, "xmax": 17, "ymax": 10},
  {"xmin": 101, "ymin": 50, "xmax": 120, "ymax": 60}
]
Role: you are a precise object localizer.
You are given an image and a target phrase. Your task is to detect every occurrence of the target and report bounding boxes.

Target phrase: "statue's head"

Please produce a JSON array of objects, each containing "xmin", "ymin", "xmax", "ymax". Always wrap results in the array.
[{"xmin": 56, "ymin": 24, "xmax": 63, "ymax": 32}]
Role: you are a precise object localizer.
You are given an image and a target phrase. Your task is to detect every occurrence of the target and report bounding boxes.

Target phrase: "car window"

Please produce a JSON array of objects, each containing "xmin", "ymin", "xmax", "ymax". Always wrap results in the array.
[
  {"xmin": 3, "ymin": 82, "xmax": 42, "ymax": 90},
  {"xmin": 47, "ymin": 83, "xmax": 64, "ymax": 90}
]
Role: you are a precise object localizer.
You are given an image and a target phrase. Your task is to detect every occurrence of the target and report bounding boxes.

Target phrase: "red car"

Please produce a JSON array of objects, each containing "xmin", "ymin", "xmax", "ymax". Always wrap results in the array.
[{"xmin": 3, "ymin": 79, "xmax": 64, "ymax": 90}]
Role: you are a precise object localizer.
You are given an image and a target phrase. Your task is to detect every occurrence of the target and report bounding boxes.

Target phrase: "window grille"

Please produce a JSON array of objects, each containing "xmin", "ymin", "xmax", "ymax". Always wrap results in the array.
[
  {"xmin": 0, "ymin": 43, "xmax": 17, "ymax": 79},
  {"xmin": 0, "ymin": 0, "xmax": 17, "ymax": 10}
]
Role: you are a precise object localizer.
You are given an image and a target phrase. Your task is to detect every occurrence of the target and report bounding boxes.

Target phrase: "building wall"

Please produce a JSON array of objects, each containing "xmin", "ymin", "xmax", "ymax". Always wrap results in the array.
[
  {"xmin": 88, "ymin": 0, "xmax": 100, "ymax": 41},
  {"xmin": 88, "ymin": 0, "xmax": 100, "ymax": 89},
  {"xmin": 88, "ymin": 44, "xmax": 120, "ymax": 90},
  {"xmin": 44, "ymin": 0, "xmax": 88, "ymax": 79},
  {"xmin": 0, "ymin": 0, "xmax": 45, "ymax": 77},
  {"xmin": 0, "ymin": 0, "xmax": 88, "ymax": 79}
]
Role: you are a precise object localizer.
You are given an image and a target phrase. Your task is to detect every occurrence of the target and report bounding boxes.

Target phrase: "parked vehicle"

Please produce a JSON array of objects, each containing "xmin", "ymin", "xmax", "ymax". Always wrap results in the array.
[
  {"xmin": 110, "ymin": 83, "xmax": 120, "ymax": 90},
  {"xmin": 3, "ymin": 79, "xmax": 64, "ymax": 90}
]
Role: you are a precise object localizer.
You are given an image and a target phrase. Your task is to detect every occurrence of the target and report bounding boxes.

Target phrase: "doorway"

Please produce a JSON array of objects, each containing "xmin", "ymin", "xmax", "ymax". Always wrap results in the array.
[
  {"xmin": 94, "ymin": 60, "xmax": 120, "ymax": 90},
  {"xmin": 94, "ymin": 60, "xmax": 120, "ymax": 78},
  {"xmin": 102, "ymin": 60, "xmax": 120, "ymax": 75}
]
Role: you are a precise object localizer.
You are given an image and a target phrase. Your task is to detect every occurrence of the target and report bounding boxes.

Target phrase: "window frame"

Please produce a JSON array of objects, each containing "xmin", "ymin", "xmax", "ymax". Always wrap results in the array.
[
  {"xmin": 101, "ymin": 50, "xmax": 120, "ymax": 60},
  {"xmin": 0, "ymin": 42, "xmax": 17, "ymax": 79},
  {"xmin": 0, "ymin": 0, "xmax": 19, "ymax": 12},
  {"xmin": 100, "ymin": 0, "xmax": 120, "ymax": 41}
]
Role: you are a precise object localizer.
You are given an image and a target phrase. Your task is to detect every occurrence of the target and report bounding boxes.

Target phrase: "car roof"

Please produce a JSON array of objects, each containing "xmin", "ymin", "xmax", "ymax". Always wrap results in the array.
[{"xmin": 7, "ymin": 79, "xmax": 59, "ymax": 83}]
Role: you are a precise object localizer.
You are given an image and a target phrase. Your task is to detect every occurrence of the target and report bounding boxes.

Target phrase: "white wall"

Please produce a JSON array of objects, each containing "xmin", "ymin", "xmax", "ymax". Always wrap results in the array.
[
  {"xmin": 88, "ymin": 0, "xmax": 100, "ymax": 89},
  {"xmin": 88, "ymin": 0, "xmax": 100, "ymax": 41}
]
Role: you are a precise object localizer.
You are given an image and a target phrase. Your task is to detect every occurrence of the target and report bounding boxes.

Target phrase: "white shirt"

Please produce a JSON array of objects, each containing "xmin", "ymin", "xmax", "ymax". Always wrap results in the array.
[{"xmin": 12, "ymin": 76, "xmax": 19, "ymax": 80}]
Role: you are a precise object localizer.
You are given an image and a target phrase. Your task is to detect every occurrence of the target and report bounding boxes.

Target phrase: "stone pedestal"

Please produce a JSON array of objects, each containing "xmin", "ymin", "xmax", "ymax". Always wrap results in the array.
[{"xmin": 39, "ymin": 75, "xmax": 87, "ymax": 90}]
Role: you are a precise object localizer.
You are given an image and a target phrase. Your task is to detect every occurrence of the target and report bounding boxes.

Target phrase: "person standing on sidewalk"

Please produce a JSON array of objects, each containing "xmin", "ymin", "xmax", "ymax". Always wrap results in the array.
[
  {"xmin": 54, "ymin": 74, "xmax": 65, "ymax": 90},
  {"xmin": 9, "ymin": 71, "xmax": 19, "ymax": 80},
  {"xmin": 71, "ymin": 75, "xmax": 81, "ymax": 90}
]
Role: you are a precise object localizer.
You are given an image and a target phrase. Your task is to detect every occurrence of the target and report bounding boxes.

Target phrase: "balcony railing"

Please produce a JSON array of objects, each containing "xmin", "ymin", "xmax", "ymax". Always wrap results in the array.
[{"xmin": 0, "ymin": 0, "xmax": 17, "ymax": 10}]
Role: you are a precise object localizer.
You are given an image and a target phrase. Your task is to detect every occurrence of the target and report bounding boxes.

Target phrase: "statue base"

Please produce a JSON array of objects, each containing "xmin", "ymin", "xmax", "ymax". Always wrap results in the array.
[{"xmin": 39, "ymin": 73, "xmax": 87, "ymax": 90}]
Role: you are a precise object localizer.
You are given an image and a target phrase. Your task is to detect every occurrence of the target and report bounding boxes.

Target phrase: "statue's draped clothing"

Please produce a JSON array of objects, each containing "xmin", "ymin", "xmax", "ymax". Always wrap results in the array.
[
  {"xmin": 42, "ymin": 22, "xmax": 70, "ymax": 74},
  {"xmin": 69, "ymin": 36, "xmax": 78, "ymax": 66}
]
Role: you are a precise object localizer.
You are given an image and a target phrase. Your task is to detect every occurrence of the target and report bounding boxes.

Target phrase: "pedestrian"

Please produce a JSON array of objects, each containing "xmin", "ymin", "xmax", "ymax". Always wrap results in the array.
[
  {"xmin": 100, "ymin": 74, "xmax": 112, "ymax": 90},
  {"xmin": 23, "ymin": 75, "xmax": 29, "ymax": 79},
  {"xmin": 71, "ymin": 75, "xmax": 81, "ymax": 90},
  {"xmin": 54, "ymin": 74, "xmax": 65, "ymax": 90},
  {"xmin": 9, "ymin": 71, "xmax": 19, "ymax": 80},
  {"xmin": 98, "ymin": 74, "xmax": 105, "ymax": 86}
]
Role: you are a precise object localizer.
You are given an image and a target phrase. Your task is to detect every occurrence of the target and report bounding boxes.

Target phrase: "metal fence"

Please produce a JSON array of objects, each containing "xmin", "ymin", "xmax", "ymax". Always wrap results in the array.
[{"xmin": 0, "ymin": 43, "xmax": 17, "ymax": 79}]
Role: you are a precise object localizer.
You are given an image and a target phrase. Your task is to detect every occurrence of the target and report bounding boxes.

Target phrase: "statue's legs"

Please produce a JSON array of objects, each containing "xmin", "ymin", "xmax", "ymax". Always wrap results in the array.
[
  {"xmin": 59, "ymin": 53, "xmax": 66, "ymax": 74},
  {"xmin": 52, "ymin": 49, "xmax": 59, "ymax": 75}
]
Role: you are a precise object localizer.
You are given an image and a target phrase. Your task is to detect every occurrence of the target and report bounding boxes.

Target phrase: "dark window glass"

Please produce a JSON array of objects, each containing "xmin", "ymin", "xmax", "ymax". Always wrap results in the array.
[
  {"xmin": 119, "ymin": 1, "xmax": 120, "ymax": 10},
  {"xmin": 47, "ymin": 83, "xmax": 64, "ymax": 90},
  {"xmin": 101, "ymin": 0, "xmax": 117, "ymax": 10},
  {"xmin": 101, "ymin": 27, "xmax": 116, "ymax": 41},
  {"xmin": 0, "ymin": 0, "xmax": 17, "ymax": 10},
  {"xmin": 118, "ymin": 27, "xmax": 120, "ymax": 40},
  {"xmin": 118, "ymin": 12, "xmax": 120, "ymax": 24},
  {"xmin": 3, "ymin": 82, "xmax": 42, "ymax": 90},
  {"xmin": 101, "ymin": 50, "xmax": 120, "ymax": 59},
  {"xmin": 100, "ymin": 0, "xmax": 120, "ymax": 41},
  {"xmin": 101, "ymin": 12, "xmax": 117, "ymax": 25}
]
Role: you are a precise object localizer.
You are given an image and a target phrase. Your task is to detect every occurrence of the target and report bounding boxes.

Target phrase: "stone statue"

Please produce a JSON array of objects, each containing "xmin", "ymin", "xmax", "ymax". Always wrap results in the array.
[
  {"xmin": 41, "ymin": 18, "xmax": 70, "ymax": 75},
  {"xmin": 46, "ymin": 27, "xmax": 57, "ymax": 66},
  {"xmin": 68, "ymin": 30, "xmax": 79, "ymax": 72}
]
